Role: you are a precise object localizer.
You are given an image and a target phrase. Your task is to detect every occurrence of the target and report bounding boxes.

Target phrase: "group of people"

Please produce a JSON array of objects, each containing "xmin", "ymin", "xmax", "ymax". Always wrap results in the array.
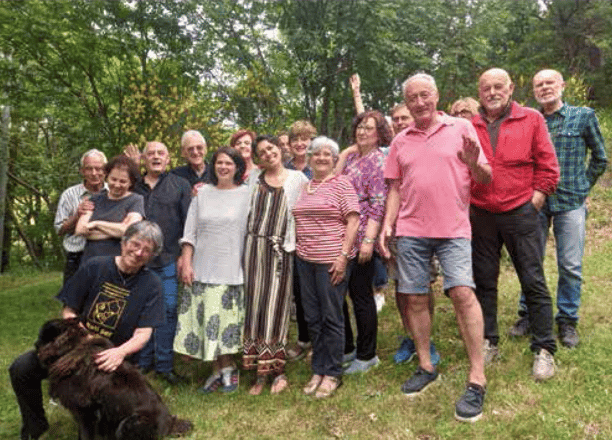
[{"xmin": 9, "ymin": 65, "xmax": 607, "ymax": 439}]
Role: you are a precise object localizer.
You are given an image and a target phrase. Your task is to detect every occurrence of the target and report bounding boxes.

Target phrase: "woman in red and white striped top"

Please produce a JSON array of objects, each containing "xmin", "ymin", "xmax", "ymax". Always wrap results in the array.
[{"xmin": 293, "ymin": 136, "xmax": 360, "ymax": 398}]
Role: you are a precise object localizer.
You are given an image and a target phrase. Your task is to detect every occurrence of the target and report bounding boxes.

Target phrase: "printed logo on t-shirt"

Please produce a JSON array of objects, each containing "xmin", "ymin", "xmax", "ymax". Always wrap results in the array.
[{"xmin": 85, "ymin": 282, "xmax": 129, "ymax": 339}]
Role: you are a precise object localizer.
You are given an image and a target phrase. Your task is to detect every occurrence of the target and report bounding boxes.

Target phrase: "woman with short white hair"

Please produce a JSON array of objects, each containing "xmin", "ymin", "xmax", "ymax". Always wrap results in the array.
[{"xmin": 293, "ymin": 136, "xmax": 360, "ymax": 398}]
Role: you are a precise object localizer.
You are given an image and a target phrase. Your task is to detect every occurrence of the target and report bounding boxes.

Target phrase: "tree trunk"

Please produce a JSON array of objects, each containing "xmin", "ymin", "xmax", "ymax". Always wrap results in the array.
[{"xmin": 0, "ymin": 104, "xmax": 9, "ymax": 272}]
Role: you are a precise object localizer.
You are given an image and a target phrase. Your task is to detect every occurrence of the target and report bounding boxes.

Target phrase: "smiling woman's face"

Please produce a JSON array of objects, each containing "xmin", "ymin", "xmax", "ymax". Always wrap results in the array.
[
  {"xmin": 214, "ymin": 153, "xmax": 237, "ymax": 185},
  {"xmin": 234, "ymin": 134, "xmax": 253, "ymax": 161},
  {"xmin": 256, "ymin": 140, "xmax": 282, "ymax": 170},
  {"xmin": 106, "ymin": 166, "xmax": 131, "ymax": 199}
]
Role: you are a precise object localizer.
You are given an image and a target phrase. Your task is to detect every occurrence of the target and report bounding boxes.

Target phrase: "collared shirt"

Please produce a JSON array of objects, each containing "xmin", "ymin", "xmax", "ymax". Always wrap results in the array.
[
  {"xmin": 170, "ymin": 163, "xmax": 211, "ymax": 188},
  {"xmin": 285, "ymin": 157, "xmax": 313, "ymax": 179},
  {"xmin": 478, "ymin": 102, "xmax": 512, "ymax": 154},
  {"xmin": 54, "ymin": 182, "xmax": 106, "ymax": 253},
  {"xmin": 542, "ymin": 103, "xmax": 608, "ymax": 213},
  {"xmin": 385, "ymin": 113, "xmax": 487, "ymax": 239},
  {"xmin": 133, "ymin": 172, "xmax": 192, "ymax": 268}
]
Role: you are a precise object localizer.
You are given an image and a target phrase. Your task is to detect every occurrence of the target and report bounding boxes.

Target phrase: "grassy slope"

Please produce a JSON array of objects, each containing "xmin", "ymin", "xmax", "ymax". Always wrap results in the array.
[{"xmin": 2, "ymin": 152, "xmax": 612, "ymax": 440}]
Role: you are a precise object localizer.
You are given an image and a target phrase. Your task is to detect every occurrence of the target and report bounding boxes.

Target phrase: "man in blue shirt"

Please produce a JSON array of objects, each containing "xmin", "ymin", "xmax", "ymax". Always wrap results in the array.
[
  {"xmin": 133, "ymin": 141, "xmax": 192, "ymax": 383},
  {"xmin": 509, "ymin": 69, "xmax": 608, "ymax": 348}
]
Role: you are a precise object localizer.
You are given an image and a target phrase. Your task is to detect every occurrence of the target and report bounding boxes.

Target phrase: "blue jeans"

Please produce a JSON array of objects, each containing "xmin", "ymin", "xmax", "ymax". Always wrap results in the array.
[
  {"xmin": 137, "ymin": 262, "xmax": 177, "ymax": 373},
  {"xmin": 297, "ymin": 257, "xmax": 348, "ymax": 377},
  {"xmin": 519, "ymin": 203, "xmax": 586, "ymax": 325}
]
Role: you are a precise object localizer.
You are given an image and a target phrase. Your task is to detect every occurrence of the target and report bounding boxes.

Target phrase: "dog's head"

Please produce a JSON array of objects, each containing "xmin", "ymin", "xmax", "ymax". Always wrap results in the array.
[{"xmin": 36, "ymin": 318, "xmax": 89, "ymax": 367}]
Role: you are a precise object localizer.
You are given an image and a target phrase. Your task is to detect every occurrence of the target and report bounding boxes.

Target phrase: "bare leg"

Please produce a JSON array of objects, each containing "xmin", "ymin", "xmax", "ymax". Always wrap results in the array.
[
  {"xmin": 407, "ymin": 294, "xmax": 433, "ymax": 371},
  {"xmin": 448, "ymin": 286, "xmax": 486, "ymax": 386}
]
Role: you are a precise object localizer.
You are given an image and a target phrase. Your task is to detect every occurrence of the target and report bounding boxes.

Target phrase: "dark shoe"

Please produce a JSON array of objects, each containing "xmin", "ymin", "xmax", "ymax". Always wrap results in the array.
[
  {"xmin": 455, "ymin": 382, "xmax": 486, "ymax": 422},
  {"xmin": 508, "ymin": 316, "xmax": 530, "ymax": 337},
  {"xmin": 157, "ymin": 370, "xmax": 187, "ymax": 385},
  {"xmin": 558, "ymin": 323, "xmax": 579, "ymax": 348},
  {"xmin": 401, "ymin": 366, "xmax": 438, "ymax": 396}
]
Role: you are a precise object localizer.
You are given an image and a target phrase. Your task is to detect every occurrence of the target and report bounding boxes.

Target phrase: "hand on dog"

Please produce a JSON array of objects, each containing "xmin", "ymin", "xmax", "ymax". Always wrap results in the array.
[{"xmin": 95, "ymin": 347, "xmax": 126, "ymax": 372}]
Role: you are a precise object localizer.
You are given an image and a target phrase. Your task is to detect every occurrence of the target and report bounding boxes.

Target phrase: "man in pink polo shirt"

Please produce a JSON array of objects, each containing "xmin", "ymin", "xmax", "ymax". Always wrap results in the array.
[{"xmin": 380, "ymin": 73, "xmax": 490, "ymax": 423}]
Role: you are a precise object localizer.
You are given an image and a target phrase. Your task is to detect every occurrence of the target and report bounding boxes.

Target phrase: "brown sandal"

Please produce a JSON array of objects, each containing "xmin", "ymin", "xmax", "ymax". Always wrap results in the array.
[
  {"xmin": 249, "ymin": 376, "xmax": 266, "ymax": 396},
  {"xmin": 303, "ymin": 374, "xmax": 323, "ymax": 395},
  {"xmin": 315, "ymin": 376, "xmax": 342, "ymax": 399},
  {"xmin": 270, "ymin": 374, "xmax": 289, "ymax": 394}
]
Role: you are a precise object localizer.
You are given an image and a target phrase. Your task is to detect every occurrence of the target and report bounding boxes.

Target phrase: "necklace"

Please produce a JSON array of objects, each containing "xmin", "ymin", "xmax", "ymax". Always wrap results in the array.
[{"xmin": 306, "ymin": 175, "xmax": 333, "ymax": 195}]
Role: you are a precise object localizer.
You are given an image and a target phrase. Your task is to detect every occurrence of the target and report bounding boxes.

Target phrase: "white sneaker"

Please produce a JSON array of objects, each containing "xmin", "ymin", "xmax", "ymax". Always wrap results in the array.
[{"xmin": 533, "ymin": 348, "xmax": 555, "ymax": 381}]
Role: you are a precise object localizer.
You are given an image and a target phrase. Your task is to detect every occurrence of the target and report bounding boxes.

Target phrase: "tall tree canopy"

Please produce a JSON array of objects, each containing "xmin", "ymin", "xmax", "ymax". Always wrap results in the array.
[{"xmin": 1, "ymin": 0, "xmax": 611, "ymax": 269}]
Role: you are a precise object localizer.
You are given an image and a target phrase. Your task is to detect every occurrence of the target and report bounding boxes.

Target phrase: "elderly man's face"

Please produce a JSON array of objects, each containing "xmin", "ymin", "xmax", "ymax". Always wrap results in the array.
[
  {"xmin": 479, "ymin": 70, "xmax": 514, "ymax": 116},
  {"xmin": 391, "ymin": 106, "xmax": 413, "ymax": 135},
  {"xmin": 533, "ymin": 70, "xmax": 564, "ymax": 107},
  {"xmin": 143, "ymin": 142, "xmax": 170, "ymax": 176},
  {"xmin": 182, "ymin": 136, "xmax": 207, "ymax": 168},
  {"xmin": 405, "ymin": 79, "xmax": 438, "ymax": 129},
  {"xmin": 80, "ymin": 155, "xmax": 105, "ymax": 188}
]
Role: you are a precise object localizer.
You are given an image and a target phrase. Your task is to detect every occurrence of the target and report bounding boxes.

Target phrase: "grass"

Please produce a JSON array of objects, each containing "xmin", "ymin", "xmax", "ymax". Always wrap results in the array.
[{"xmin": 1, "ymin": 189, "xmax": 612, "ymax": 440}]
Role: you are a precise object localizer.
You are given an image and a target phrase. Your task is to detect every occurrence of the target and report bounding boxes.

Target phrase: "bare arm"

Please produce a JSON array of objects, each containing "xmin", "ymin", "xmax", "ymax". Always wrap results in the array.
[
  {"xmin": 178, "ymin": 243, "xmax": 195, "ymax": 286},
  {"xmin": 89, "ymin": 212, "xmax": 143, "ymax": 239},
  {"xmin": 329, "ymin": 212, "xmax": 360, "ymax": 285},
  {"xmin": 379, "ymin": 179, "xmax": 400, "ymax": 259},
  {"xmin": 358, "ymin": 218, "xmax": 381, "ymax": 264},
  {"xmin": 349, "ymin": 73, "xmax": 365, "ymax": 115},
  {"xmin": 458, "ymin": 135, "xmax": 491, "ymax": 184},
  {"xmin": 95, "ymin": 327, "xmax": 153, "ymax": 372},
  {"xmin": 334, "ymin": 144, "xmax": 358, "ymax": 175}
]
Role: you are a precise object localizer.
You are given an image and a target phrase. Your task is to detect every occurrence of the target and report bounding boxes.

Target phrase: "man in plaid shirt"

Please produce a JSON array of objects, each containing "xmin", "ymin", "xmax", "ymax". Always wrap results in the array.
[{"xmin": 509, "ymin": 69, "xmax": 608, "ymax": 348}]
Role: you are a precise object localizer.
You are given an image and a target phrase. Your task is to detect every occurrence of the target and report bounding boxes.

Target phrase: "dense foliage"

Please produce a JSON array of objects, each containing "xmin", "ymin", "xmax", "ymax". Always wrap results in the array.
[{"xmin": 1, "ymin": 0, "xmax": 611, "ymax": 269}]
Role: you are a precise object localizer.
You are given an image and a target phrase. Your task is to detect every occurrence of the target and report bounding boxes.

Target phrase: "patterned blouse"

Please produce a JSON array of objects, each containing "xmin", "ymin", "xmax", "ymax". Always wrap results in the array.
[{"xmin": 341, "ymin": 148, "xmax": 387, "ymax": 254}]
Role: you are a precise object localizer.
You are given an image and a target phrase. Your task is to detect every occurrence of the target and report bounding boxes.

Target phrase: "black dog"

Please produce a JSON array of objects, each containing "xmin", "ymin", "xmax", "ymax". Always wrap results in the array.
[{"xmin": 36, "ymin": 318, "xmax": 192, "ymax": 440}]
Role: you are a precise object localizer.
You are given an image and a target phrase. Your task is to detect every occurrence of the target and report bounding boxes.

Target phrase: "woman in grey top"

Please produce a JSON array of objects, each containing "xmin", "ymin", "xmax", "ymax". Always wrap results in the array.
[
  {"xmin": 174, "ymin": 147, "xmax": 250, "ymax": 394},
  {"xmin": 76, "ymin": 155, "xmax": 144, "ymax": 264}
]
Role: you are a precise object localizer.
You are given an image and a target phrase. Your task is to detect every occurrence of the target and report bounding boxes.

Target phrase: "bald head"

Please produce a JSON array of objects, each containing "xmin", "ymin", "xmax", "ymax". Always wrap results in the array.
[
  {"xmin": 478, "ymin": 68, "xmax": 514, "ymax": 119},
  {"xmin": 533, "ymin": 69, "xmax": 565, "ymax": 114}
]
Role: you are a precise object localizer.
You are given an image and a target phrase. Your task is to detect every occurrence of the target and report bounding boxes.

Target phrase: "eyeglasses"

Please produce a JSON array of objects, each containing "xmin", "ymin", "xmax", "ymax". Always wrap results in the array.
[{"xmin": 356, "ymin": 124, "xmax": 377, "ymax": 132}]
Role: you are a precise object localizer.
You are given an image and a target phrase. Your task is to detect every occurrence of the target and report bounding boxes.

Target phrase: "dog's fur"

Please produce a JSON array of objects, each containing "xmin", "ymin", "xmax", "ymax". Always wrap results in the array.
[{"xmin": 36, "ymin": 318, "xmax": 192, "ymax": 440}]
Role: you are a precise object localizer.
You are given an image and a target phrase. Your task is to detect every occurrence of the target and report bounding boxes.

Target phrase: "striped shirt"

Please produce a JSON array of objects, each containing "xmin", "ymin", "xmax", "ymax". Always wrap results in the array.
[
  {"xmin": 293, "ymin": 175, "xmax": 360, "ymax": 264},
  {"xmin": 54, "ymin": 183, "xmax": 105, "ymax": 253},
  {"xmin": 543, "ymin": 104, "xmax": 608, "ymax": 212}
]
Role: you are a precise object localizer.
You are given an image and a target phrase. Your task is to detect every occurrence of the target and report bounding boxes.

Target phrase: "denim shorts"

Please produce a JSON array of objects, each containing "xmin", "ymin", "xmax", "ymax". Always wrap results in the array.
[{"xmin": 396, "ymin": 237, "xmax": 475, "ymax": 294}]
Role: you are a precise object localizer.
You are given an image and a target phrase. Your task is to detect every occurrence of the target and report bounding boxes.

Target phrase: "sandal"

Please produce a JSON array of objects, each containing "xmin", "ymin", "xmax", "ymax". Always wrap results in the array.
[
  {"xmin": 315, "ymin": 376, "xmax": 342, "ymax": 399},
  {"xmin": 220, "ymin": 368, "xmax": 239, "ymax": 393},
  {"xmin": 198, "ymin": 372, "xmax": 222, "ymax": 394},
  {"xmin": 249, "ymin": 376, "xmax": 266, "ymax": 396},
  {"xmin": 303, "ymin": 374, "xmax": 323, "ymax": 395},
  {"xmin": 270, "ymin": 374, "xmax": 289, "ymax": 395}
]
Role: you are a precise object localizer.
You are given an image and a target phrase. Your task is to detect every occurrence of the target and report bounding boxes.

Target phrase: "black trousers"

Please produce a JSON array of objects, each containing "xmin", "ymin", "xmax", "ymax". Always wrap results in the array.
[
  {"xmin": 63, "ymin": 251, "xmax": 83, "ymax": 285},
  {"xmin": 9, "ymin": 350, "xmax": 49, "ymax": 440},
  {"xmin": 471, "ymin": 202, "xmax": 556, "ymax": 354},
  {"xmin": 344, "ymin": 256, "xmax": 377, "ymax": 361}
]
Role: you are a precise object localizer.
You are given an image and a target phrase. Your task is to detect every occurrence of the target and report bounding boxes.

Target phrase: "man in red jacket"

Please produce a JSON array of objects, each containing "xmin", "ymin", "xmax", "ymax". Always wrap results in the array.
[{"xmin": 470, "ymin": 68, "xmax": 560, "ymax": 381}]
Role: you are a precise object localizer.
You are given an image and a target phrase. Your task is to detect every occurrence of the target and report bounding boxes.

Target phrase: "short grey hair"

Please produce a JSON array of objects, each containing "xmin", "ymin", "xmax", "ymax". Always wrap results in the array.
[
  {"xmin": 402, "ymin": 73, "xmax": 438, "ymax": 96},
  {"xmin": 122, "ymin": 220, "xmax": 164, "ymax": 257},
  {"xmin": 80, "ymin": 149, "xmax": 107, "ymax": 167},
  {"xmin": 307, "ymin": 136, "xmax": 339, "ymax": 159},
  {"xmin": 180, "ymin": 130, "xmax": 206, "ymax": 148}
]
